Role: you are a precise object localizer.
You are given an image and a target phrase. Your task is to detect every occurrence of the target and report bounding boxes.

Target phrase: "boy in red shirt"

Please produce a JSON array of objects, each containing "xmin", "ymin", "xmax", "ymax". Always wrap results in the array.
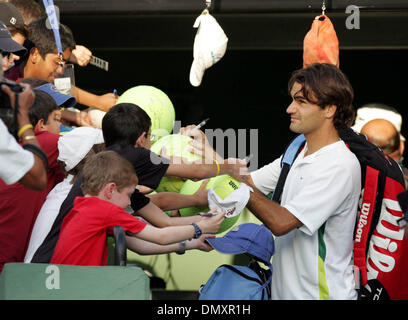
[{"xmin": 51, "ymin": 151, "xmax": 225, "ymax": 266}]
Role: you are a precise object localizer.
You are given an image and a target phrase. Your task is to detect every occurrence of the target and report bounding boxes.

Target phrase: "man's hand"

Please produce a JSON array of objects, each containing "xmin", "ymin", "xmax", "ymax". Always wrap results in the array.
[
  {"xmin": 188, "ymin": 235, "xmax": 215, "ymax": 252},
  {"xmin": 192, "ymin": 179, "xmax": 210, "ymax": 206},
  {"xmin": 225, "ymin": 157, "xmax": 249, "ymax": 181},
  {"xmin": 180, "ymin": 124, "xmax": 222, "ymax": 162},
  {"xmin": 75, "ymin": 111, "xmax": 95, "ymax": 127},
  {"xmin": 1, "ymin": 83, "xmax": 35, "ymax": 119},
  {"xmin": 197, "ymin": 208, "xmax": 225, "ymax": 234},
  {"xmin": 97, "ymin": 93, "xmax": 118, "ymax": 112},
  {"xmin": 69, "ymin": 45, "xmax": 92, "ymax": 67}
]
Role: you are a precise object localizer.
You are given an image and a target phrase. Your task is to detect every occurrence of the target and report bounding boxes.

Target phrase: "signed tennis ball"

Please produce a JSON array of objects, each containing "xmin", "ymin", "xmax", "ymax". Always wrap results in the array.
[
  {"xmin": 179, "ymin": 175, "xmax": 243, "ymax": 234},
  {"xmin": 116, "ymin": 85, "xmax": 175, "ymax": 143}
]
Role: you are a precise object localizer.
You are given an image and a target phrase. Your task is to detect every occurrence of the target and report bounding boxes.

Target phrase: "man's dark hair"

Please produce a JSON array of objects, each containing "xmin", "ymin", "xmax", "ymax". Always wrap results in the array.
[
  {"xmin": 9, "ymin": 0, "xmax": 46, "ymax": 24},
  {"xmin": 8, "ymin": 24, "xmax": 30, "ymax": 39},
  {"xmin": 288, "ymin": 63, "xmax": 355, "ymax": 130},
  {"xmin": 27, "ymin": 17, "xmax": 76, "ymax": 58},
  {"xmin": 28, "ymin": 89, "xmax": 59, "ymax": 126},
  {"xmin": 102, "ymin": 103, "xmax": 152, "ymax": 148}
]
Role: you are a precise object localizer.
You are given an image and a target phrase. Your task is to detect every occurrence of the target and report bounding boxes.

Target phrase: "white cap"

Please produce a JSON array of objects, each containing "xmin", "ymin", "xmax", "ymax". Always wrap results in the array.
[
  {"xmin": 352, "ymin": 104, "xmax": 405, "ymax": 141},
  {"xmin": 189, "ymin": 9, "xmax": 228, "ymax": 87},
  {"xmin": 58, "ymin": 127, "xmax": 105, "ymax": 171}
]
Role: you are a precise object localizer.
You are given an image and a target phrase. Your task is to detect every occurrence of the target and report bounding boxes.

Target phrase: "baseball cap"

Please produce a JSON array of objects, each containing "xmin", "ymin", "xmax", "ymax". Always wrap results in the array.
[
  {"xmin": 58, "ymin": 126, "xmax": 105, "ymax": 171},
  {"xmin": 0, "ymin": 21, "xmax": 26, "ymax": 55},
  {"xmin": 352, "ymin": 103, "xmax": 405, "ymax": 141},
  {"xmin": 0, "ymin": 3, "xmax": 25, "ymax": 27},
  {"xmin": 189, "ymin": 9, "xmax": 228, "ymax": 87},
  {"xmin": 206, "ymin": 223, "xmax": 274, "ymax": 267},
  {"xmin": 35, "ymin": 83, "xmax": 77, "ymax": 108}
]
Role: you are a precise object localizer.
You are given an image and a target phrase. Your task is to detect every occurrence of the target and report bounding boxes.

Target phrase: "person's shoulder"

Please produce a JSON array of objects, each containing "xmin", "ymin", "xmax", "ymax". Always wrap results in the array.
[
  {"xmin": 108, "ymin": 144, "xmax": 168, "ymax": 167},
  {"xmin": 328, "ymin": 140, "xmax": 356, "ymax": 158},
  {"xmin": 35, "ymin": 130, "xmax": 61, "ymax": 145},
  {"xmin": 74, "ymin": 196, "xmax": 105, "ymax": 209},
  {"xmin": 329, "ymin": 141, "xmax": 361, "ymax": 177},
  {"xmin": 73, "ymin": 197, "xmax": 123, "ymax": 217},
  {"xmin": 316, "ymin": 141, "xmax": 360, "ymax": 172},
  {"xmin": 106, "ymin": 144, "xmax": 151, "ymax": 159}
]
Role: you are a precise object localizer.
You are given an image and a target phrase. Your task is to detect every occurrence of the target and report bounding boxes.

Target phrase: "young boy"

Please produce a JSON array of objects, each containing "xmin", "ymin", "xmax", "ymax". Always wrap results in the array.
[
  {"xmin": 24, "ymin": 126, "xmax": 105, "ymax": 263},
  {"xmin": 51, "ymin": 151, "xmax": 225, "ymax": 266}
]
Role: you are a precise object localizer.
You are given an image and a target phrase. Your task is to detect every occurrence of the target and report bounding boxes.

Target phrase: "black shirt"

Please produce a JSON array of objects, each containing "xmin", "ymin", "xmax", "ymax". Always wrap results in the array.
[{"xmin": 30, "ymin": 144, "xmax": 169, "ymax": 263}]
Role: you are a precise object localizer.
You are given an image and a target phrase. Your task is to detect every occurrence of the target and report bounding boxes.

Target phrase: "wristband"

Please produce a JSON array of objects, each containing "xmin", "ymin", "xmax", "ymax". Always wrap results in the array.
[
  {"xmin": 22, "ymin": 135, "xmax": 36, "ymax": 142},
  {"xmin": 17, "ymin": 124, "xmax": 34, "ymax": 138},
  {"xmin": 213, "ymin": 158, "xmax": 220, "ymax": 176},
  {"xmin": 192, "ymin": 223, "xmax": 202, "ymax": 239},
  {"xmin": 176, "ymin": 240, "xmax": 186, "ymax": 255},
  {"xmin": 23, "ymin": 143, "xmax": 49, "ymax": 171}
]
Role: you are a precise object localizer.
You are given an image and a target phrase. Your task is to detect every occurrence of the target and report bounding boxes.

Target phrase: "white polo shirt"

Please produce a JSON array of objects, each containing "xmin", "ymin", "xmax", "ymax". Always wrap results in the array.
[{"xmin": 251, "ymin": 140, "xmax": 361, "ymax": 300}]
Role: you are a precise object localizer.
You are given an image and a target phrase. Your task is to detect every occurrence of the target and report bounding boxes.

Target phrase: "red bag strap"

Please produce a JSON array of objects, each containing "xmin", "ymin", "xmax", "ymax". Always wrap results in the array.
[{"xmin": 354, "ymin": 166, "xmax": 380, "ymax": 286}]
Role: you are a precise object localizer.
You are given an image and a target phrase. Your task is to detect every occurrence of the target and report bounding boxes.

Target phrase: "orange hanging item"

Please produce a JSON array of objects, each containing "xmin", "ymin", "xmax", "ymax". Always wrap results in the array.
[{"xmin": 303, "ymin": 15, "xmax": 339, "ymax": 68}]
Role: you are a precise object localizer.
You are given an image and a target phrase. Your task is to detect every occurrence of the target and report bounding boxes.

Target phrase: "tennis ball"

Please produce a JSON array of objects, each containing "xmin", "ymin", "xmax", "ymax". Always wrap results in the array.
[
  {"xmin": 179, "ymin": 175, "xmax": 243, "ymax": 234},
  {"xmin": 116, "ymin": 85, "xmax": 175, "ymax": 143},
  {"xmin": 151, "ymin": 134, "xmax": 203, "ymax": 193},
  {"xmin": 155, "ymin": 176, "xmax": 186, "ymax": 193}
]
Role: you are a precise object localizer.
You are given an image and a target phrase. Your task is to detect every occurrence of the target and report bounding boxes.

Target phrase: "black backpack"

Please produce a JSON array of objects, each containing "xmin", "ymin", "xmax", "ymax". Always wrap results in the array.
[{"xmin": 272, "ymin": 128, "xmax": 408, "ymax": 300}]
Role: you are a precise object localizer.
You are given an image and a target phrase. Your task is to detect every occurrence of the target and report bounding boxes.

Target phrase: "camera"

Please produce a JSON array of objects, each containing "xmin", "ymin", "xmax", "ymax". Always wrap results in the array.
[
  {"xmin": 0, "ymin": 52, "xmax": 24, "ymax": 138},
  {"xmin": 0, "ymin": 53, "xmax": 23, "ymax": 109}
]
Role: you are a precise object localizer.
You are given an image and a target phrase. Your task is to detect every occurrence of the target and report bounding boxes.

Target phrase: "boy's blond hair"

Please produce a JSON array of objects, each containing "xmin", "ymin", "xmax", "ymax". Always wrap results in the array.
[{"xmin": 81, "ymin": 151, "xmax": 138, "ymax": 196}]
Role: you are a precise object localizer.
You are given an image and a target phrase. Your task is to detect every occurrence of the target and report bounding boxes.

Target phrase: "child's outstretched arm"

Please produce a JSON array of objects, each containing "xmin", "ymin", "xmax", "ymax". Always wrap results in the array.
[
  {"xmin": 126, "ymin": 234, "xmax": 214, "ymax": 255},
  {"xmin": 136, "ymin": 201, "xmax": 206, "ymax": 227},
  {"xmin": 147, "ymin": 179, "xmax": 209, "ymax": 211},
  {"xmin": 133, "ymin": 209, "xmax": 225, "ymax": 245}
]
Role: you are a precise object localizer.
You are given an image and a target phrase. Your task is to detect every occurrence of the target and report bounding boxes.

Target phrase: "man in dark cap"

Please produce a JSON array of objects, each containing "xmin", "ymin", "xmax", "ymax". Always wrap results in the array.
[
  {"xmin": 0, "ymin": 2, "xmax": 27, "ymax": 71},
  {"xmin": 1, "ymin": 18, "xmax": 47, "ymax": 190}
]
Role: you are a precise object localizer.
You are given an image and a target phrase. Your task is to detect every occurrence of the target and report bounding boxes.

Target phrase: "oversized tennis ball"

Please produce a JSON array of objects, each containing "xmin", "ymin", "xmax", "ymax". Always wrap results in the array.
[
  {"xmin": 151, "ymin": 134, "xmax": 203, "ymax": 193},
  {"xmin": 116, "ymin": 85, "xmax": 175, "ymax": 143},
  {"xmin": 179, "ymin": 175, "xmax": 243, "ymax": 234}
]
